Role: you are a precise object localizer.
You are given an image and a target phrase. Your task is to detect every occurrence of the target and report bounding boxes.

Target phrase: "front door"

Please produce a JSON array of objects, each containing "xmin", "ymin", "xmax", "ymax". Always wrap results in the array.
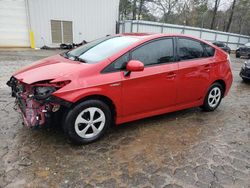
[{"xmin": 121, "ymin": 38, "xmax": 178, "ymax": 117}]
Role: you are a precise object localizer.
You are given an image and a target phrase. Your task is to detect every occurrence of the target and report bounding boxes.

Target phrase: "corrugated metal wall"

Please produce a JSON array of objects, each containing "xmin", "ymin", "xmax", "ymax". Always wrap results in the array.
[
  {"xmin": 0, "ymin": 0, "xmax": 29, "ymax": 47},
  {"xmin": 28, "ymin": 0, "xmax": 119, "ymax": 48},
  {"xmin": 120, "ymin": 20, "xmax": 250, "ymax": 50}
]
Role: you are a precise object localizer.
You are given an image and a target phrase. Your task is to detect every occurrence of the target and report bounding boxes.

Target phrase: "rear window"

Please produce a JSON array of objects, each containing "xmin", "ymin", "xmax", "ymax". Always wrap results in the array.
[{"xmin": 178, "ymin": 38, "xmax": 206, "ymax": 60}]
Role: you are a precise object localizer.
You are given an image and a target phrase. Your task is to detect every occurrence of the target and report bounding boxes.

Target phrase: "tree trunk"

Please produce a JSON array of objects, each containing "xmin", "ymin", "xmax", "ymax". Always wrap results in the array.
[
  {"xmin": 132, "ymin": 0, "xmax": 137, "ymax": 20},
  {"xmin": 138, "ymin": 0, "xmax": 144, "ymax": 20},
  {"xmin": 210, "ymin": 0, "xmax": 220, "ymax": 30},
  {"xmin": 226, "ymin": 0, "xmax": 237, "ymax": 32}
]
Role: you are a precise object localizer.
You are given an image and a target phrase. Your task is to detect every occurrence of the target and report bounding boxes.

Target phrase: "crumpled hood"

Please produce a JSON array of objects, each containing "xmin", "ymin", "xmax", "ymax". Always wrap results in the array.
[{"xmin": 13, "ymin": 54, "xmax": 90, "ymax": 84}]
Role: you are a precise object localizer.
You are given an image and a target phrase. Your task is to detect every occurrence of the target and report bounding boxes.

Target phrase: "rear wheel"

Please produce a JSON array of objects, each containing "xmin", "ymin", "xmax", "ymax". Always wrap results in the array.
[
  {"xmin": 64, "ymin": 100, "xmax": 112, "ymax": 144},
  {"xmin": 201, "ymin": 83, "xmax": 223, "ymax": 111}
]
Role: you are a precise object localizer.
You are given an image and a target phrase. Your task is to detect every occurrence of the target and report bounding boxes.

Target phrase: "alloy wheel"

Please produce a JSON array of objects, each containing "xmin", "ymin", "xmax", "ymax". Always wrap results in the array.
[
  {"xmin": 74, "ymin": 107, "xmax": 106, "ymax": 139},
  {"xmin": 208, "ymin": 87, "xmax": 221, "ymax": 108}
]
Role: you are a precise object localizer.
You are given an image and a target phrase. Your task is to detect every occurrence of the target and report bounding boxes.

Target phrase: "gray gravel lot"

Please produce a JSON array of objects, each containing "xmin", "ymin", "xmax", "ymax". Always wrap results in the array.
[{"xmin": 0, "ymin": 49, "xmax": 249, "ymax": 188}]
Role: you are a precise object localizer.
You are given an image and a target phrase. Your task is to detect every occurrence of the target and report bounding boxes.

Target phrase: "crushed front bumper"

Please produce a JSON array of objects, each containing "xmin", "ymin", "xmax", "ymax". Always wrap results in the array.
[{"xmin": 7, "ymin": 77, "xmax": 71, "ymax": 127}]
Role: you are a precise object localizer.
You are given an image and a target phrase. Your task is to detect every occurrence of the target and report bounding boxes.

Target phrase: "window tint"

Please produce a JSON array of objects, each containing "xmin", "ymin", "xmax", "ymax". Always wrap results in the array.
[
  {"xmin": 114, "ymin": 53, "xmax": 129, "ymax": 70},
  {"xmin": 203, "ymin": 43, "xmax": 215, "ymax": 57},
  {"xmin": 178, "ymin": 38, "xmax": 206, "ymax": 60},
  {"xmin": 103, "ymin": 53, "xmax": 129, "ymax": 72},
  {"xmin": 131, "ymin": 38, "xmax": 174, "ymax": 66}
]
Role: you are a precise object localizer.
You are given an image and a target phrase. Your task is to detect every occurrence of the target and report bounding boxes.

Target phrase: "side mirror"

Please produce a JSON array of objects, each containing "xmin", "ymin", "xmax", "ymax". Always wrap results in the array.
[{"xmin": 126, "ymin": 60, "xmax": 144, "ymax": 72}]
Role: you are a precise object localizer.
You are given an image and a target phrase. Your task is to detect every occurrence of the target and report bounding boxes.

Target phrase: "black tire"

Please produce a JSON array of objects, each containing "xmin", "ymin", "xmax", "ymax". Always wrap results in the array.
[
  {"xmin": 64, "ymin": 100, "xmax": 112, "ymax": 145},
  {"xmin": 242, "ymin": 77, "xmax": 250, "ymax": 82},
  {"xmin": 201, "ymin": 83, "xmax": 223, "ymax": 112}
]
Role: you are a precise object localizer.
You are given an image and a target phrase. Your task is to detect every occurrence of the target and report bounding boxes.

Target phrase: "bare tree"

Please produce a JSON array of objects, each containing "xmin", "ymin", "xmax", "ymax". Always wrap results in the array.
[
  {"xmin": 132, "ymin": 0, "xmax": 137, "ymax": 20},
  {"xmin": 119, "ymin": 0, "xmax": 250, "ymax": 35},
  {"xmin": 226, "ymin": 0, "xmax": 237, "ymax": 32},
  {"xmin": 119, "ymin": 0, "xmax": 132, "ymax": 20},
  {"xmin": 210, "ymin": 0, "xmax": 220, "ymax": 29},
  {"xmin": 138, "ymin": 0, "xmax": 144, "ymax": 20},
  {"xmin": 153, "ymin": 0, "xmax": 179, "ymax": 23}
]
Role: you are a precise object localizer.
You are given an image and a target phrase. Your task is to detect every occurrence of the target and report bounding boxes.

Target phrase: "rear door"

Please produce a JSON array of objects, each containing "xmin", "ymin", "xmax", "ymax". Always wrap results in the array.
[{"xmin": 176, "ymin": 37, "xmax": 214, "ymax": 105}]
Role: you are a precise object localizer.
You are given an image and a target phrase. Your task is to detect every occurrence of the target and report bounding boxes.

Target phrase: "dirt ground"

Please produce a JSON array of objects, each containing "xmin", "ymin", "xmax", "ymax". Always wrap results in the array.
[{"xmin": 0, "ymin": 49, "xmax": 249, "ymax": 188}]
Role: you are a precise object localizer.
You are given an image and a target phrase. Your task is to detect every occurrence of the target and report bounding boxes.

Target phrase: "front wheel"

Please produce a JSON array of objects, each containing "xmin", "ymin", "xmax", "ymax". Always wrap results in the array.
[
  {"xmin": 64, "ymin": 100, "xmax": 112, "ymax": 144},
  {"xmin": 201, "ymin": 83, "xmax": 223, "ymax": 112}
]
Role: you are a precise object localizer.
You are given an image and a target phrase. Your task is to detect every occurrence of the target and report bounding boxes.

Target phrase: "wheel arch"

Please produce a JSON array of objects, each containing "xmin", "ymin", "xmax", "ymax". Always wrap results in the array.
[
  {"xmin": 211, "ymin": 79, "xmax": 226, "ymax": 97},
  {"xmin": 72, "ymin": 94, "xmax": 117, "ymax": 124}
]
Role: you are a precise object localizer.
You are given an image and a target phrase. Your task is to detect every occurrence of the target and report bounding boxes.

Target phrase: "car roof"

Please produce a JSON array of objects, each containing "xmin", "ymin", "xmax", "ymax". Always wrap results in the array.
[
  {"xmin": 117, "ymin": 33, "xmax": 214, "ymax": 47},
  {"xmin": 119, "ymin": 33, "xmax": 206, "ymax": 41}
]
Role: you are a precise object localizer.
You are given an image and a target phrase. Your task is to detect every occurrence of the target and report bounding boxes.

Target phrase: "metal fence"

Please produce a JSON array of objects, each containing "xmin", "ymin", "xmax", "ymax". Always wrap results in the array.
[{"xmin": 119, "ymin": 20, "xmax": 250, "ymax": 51}]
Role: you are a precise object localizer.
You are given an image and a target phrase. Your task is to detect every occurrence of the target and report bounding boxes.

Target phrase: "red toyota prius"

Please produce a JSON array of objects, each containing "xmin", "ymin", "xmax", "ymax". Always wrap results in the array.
[{"xmin": 7, "ymin": 33, "xmax": 233, "ymax": 144}]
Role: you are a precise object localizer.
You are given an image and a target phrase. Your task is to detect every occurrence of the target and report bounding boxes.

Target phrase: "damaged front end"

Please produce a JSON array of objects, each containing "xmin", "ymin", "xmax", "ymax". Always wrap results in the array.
[{"xmin": 7, "ymin": 77, "xmax": 71, "ymax": 127}]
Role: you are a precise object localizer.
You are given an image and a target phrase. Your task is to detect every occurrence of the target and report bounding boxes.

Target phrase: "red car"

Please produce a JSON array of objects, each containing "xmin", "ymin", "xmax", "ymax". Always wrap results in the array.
[{"xmin": 7, "ymin": 33, "xmax": 233, "ymax": 144}]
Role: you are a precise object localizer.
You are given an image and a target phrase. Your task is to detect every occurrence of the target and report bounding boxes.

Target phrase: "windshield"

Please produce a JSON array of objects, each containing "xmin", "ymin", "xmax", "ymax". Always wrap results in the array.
[{"xmin": 66, "ymin": 36, "xmax": 140, "ymax": 64}]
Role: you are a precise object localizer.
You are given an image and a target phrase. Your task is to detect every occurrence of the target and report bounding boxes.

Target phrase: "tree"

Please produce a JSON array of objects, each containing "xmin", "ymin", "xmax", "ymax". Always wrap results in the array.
[
  {"xmin": 153, "ymin": 0, "xmax": 179, "ymax": 23},
  {"xmin": 119, "ymin": 0, "xmax": 250, "ymax": 35},
  {"xmin": 119, "ymin": 0, "xmax": 132, "ymax": 20},
  {"xmin": 210, "ymin": 0, "xmax": 220, "ymax": 29},
  {"xmin": 225, "ymin": 0, "xmax": 237, "ymax": 32},
  {"xmin": 132, "ymin": 0, "xmax": 137, "ymax": 20}
]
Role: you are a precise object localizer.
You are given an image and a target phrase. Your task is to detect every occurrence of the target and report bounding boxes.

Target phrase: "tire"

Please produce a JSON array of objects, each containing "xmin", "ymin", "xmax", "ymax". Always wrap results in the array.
[
  {"xmin": 201, "ymin": 83, "xmax": 223, "ymax": 112},
  {"xmin": 64, "ymin": 100, "xmax": 112, "ymax": 144},
  {"xmin": 242, "ymin": 77, "xmax": 250, "ymax": 82}
]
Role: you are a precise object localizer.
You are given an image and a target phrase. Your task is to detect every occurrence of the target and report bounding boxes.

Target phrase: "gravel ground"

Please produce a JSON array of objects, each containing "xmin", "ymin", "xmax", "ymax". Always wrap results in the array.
[{"xmin": 0, "ymin": 49, "xmax": 249, "ymax": 188}]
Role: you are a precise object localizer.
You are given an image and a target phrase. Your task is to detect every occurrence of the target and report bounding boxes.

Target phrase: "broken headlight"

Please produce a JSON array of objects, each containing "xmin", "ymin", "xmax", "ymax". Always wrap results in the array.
[{"xmin": 34, "ymin": 86, "xmax": 57, "ymax": 100}]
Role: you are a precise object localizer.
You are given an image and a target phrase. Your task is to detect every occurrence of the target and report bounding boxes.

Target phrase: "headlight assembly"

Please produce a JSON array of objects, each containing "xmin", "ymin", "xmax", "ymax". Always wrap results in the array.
[{"xmin": 34, "ymin": 86, "xmax": 57, "ymax": 100}]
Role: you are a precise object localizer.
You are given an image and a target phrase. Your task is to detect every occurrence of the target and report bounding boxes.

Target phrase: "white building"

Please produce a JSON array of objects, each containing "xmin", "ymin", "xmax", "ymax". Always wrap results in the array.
[{"xmin": 0, "ymin": 0, "xmax": 120, "ymax": 48}]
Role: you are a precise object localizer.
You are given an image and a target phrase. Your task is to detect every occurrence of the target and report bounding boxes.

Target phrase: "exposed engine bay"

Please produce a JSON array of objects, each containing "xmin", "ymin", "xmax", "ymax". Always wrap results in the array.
[{"xmin": 7, "ymin": 77, "xmax": 71, "ymax": 127}]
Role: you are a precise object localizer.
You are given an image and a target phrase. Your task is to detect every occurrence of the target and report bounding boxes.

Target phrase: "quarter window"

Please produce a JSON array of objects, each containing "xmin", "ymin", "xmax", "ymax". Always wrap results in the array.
[
  {"xmin": 104, "ymin": 53, "xmax": 129, "ymax": 72},
  {"xmin": 203, "ymin": 43, "xmax": 215, "ymax": 57},
  {"xmin": 178, "ymin": 38, "xmax": 206, "ymax": 60},
  {"xmin": 131, "ymin": 38, "xmax": 174, "ymax": 66}
]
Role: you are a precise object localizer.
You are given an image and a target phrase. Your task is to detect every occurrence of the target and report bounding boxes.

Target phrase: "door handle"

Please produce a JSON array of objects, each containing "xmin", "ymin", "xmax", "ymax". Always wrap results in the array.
[{"xmin": 166, "ymin": 72, "xmax": 176, "ymax": 79}]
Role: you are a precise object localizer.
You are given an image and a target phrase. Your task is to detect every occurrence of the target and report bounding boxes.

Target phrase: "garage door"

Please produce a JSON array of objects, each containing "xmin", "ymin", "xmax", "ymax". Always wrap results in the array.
[{"xmin": 0, "ymin": 0, "xmax": 29, "ymax": 47}]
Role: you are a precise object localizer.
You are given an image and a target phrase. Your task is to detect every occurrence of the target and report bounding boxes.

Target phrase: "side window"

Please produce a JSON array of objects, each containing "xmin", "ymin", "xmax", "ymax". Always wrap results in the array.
[
  {"xmin": 103, "ymin": 53, "xmax": 129, "ymax": 73},
  {"xmin": 114, "ymin": 53, "xmax": 129, "ymax": 70},
  {"xmin": 131, "ymin": 38, "xmax": 174, "ymax": 66},
  {"xmin": 203, "ymin": 43, "xmax": 215, "ymax": 57},
  {"xmin": 178, "ymin": 38, "xmax": 206, "ymax": 60}
]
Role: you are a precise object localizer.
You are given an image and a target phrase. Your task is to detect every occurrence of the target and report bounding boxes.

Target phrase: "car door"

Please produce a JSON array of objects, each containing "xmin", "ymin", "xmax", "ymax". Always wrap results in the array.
[
  {"xmin": 121, "ymin": 38, "xmax": 178, "ymax": 117},
  {"xmin": 176, "ymin": 37, "xmax": 214, "ymax": 105}
]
